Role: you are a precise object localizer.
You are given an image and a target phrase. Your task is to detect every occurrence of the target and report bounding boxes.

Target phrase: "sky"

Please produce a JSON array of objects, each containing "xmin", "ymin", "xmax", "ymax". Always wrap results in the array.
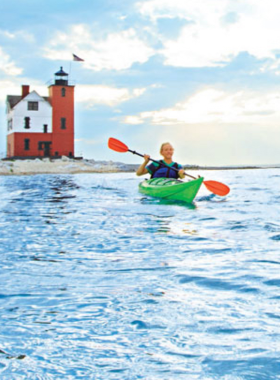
[{"xmin": 1, "ymin": 0, "xmax": 280, "ymax": 166}]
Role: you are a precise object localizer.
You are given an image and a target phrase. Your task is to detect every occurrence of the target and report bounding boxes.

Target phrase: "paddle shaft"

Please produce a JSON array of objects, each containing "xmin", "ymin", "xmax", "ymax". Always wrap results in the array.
[{"xmin": 129, "ymin": 149, "xmax": 196, "ymax": 180}]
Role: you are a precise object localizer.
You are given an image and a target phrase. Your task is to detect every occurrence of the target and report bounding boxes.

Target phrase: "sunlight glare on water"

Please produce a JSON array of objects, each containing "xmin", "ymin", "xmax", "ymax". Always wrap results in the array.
[{"xmin": 1, "ymin": 170, "xmax": 280, "ymax": 379}]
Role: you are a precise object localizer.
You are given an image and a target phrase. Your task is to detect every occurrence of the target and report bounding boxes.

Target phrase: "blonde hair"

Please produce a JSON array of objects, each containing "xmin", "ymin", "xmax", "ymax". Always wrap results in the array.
[{"xmin": 160, "ymin": 142, "xmax": 174, "ymax": 154}]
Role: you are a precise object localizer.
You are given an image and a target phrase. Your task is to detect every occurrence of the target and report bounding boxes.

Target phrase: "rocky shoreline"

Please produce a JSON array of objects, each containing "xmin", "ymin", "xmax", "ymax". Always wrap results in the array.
[
  {"xmin": 0, "ymin": 157, "xmax": 139, "ymax": 175},
  {"xmin": 0, "ymin": 157, "xmax": 279, "ymax": 175}
]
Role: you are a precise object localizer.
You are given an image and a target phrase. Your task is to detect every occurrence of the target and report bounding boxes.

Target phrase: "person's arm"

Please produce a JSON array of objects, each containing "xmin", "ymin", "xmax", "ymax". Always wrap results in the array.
[{"xmin": 136, "ymin": 155, "xmax": 150, "ymax": 176}]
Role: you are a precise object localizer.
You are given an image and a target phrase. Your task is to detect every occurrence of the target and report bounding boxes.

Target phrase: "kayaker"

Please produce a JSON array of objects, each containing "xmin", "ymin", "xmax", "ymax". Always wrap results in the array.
[{"xmin": 136, "ymin": 142, "xmax": 185, "ymax": 179}]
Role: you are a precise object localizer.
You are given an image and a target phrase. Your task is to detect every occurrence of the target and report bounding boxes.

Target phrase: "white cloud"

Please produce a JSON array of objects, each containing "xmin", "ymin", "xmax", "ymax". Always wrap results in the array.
[
  {"xmin": 0, "ymin": 47, "xmax": 22, "ymax": 76},
  {"xmin": 44, "ymin": 25, "xmax": 154, "ymax": 71},
  {"xmin": 124, "ymin": 88, "xmax": 280, "ymax": 126},
  {"xmin": 137, "ymin": 0, "xmax": 228, "ymax": 22},
  {"xmin": 41, "ymin": 3, "xmax": 280, "ymax": 70},
  {"xmin": 76, "ymin": 84, "xmax": 147, "ymax": 107},
  {"xmin": 0, "ymin": 29, "xmax": 35, "ymax": 43},
  {"xmin": 124, "ymin": 115, "xmax": 144, "ymax": 125},
  {"xmin": 0, "ymin": 80, "xmax": 24, "ymax": 101},
  {"xmin": 0, "ymin": 30, "xmax": 16, "ymax": 39},
  {"xmin": 138, "ymin": 0, "xmax": 280, "ymax": 68}
]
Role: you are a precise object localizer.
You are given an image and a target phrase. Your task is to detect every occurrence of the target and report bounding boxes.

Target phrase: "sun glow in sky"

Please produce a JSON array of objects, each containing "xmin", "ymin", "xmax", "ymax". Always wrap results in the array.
[{"xmin": 1, "ymin": 0, "xmax": 280, "ymax": 165}]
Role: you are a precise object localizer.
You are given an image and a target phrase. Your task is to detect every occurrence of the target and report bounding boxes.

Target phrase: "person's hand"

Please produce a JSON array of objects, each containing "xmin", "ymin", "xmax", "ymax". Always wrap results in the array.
[
  {"xmin": 178, "ymin": 169, "xmax": 185, "ymax": 178},
  {"xmin": 143, "ymin": 154, "xmax": 150, "ymax": 163}
]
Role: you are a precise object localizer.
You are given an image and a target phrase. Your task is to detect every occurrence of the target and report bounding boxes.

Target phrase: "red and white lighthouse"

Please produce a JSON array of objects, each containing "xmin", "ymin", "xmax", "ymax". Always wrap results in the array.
[{"xmin": 6, "ymin": 67, "xmax": 75, "ymax": 158}]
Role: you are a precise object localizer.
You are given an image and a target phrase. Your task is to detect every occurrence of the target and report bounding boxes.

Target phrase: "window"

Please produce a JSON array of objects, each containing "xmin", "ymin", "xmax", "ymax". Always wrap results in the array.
[
  {"xmin": 24, "ymin": 139, "xmax": 30, "ymax": 151},
  {"xmin": 28, "ymin": 101, "xmax": 39, "ymax": 111},
  {"xmin": 8, "ymin": 119, "xmax": 12, "ymax": 131},
  {"xmin": 61, "ymin": 88, "xmax": 66, "ymax": 97},
  {"xmin": 38, "ymin": 142, "xmax": 44, "ymax": 151},
  {"xmin": 24, "ymin": 117, "xmax": 30, "ymax": 129},
  {"xmin": 61, "ymin": 117, "xmax": 66, "ymax": 129},
  {"xmin": 43, "ymin": 124, "xmax": 48, "ymax": 133}
]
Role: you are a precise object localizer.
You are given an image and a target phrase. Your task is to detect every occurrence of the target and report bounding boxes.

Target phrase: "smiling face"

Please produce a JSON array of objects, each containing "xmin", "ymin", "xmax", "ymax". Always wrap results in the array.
[{"xmin": 160, "ymin": 143, "xmax": 174, "ymax": 161}]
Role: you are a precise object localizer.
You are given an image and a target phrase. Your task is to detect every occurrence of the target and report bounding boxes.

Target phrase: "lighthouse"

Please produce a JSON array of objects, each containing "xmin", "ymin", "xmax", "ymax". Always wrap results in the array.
[
  {"xmin": 48, "ymin": 67, "xmax": 75, "ymax": 157},
  {"xmin": 6, "ymin": 67, "xmax": 75, "ymax": 158}
]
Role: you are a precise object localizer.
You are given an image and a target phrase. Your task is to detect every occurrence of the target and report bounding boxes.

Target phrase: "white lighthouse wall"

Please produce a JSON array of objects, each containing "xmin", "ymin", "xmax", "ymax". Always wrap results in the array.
[{"xmin": 7, "ymin": 91, "xmax": 52, "ymax": 135}]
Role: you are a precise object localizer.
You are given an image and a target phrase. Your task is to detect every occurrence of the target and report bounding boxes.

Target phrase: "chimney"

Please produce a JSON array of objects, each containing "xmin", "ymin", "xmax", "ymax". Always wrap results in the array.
[{"xmin": 22, "ymin": 85, "xmax": 30, "ymax": 99}]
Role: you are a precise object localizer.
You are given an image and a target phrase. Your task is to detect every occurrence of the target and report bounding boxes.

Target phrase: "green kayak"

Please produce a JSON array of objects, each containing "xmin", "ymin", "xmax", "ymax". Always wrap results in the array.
[{"xmin": 139, "ymin": 177, "xmax": 204, "ymax": 203}]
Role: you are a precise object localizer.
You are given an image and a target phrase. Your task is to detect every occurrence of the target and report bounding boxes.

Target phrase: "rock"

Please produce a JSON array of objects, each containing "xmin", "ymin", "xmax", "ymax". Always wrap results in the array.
[{"xmin": 61, "ymin": 156, "xmax": 70, "ymax": 162}]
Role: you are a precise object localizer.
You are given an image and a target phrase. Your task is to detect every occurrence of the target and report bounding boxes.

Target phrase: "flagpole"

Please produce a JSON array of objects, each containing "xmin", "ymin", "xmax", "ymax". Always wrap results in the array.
[
  {"xmin": 69, "ymin": 61, "xmax": 72, "ymax": 82},
  {"xmin": 71, "ymin": 54, "xmax": 84, "ymax": 84}
]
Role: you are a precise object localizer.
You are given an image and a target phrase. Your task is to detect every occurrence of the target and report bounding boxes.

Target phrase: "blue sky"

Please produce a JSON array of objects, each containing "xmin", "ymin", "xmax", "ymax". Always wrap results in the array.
[{"xmin": 1, "ymin": 0, "xmax": 280, "ymax": 165}]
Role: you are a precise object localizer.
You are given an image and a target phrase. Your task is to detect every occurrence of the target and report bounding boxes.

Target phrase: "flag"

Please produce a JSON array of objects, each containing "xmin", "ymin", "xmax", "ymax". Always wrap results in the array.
[{"xmin": 73, "ymin": 53, "xmax": 84, "ymax": 62}]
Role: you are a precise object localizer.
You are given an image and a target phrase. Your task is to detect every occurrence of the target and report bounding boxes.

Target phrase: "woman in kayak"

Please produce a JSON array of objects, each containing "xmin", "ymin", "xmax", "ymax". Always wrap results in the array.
[{"xmin": 136, "ymin": 142, "xmax": 185, "ymax": 179}]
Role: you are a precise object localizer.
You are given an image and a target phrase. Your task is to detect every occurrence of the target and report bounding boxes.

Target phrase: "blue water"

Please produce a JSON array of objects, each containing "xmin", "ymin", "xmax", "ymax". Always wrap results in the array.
[{"xmin": 1, "ymin": 169, "xmax": 280, "ymax": 379}]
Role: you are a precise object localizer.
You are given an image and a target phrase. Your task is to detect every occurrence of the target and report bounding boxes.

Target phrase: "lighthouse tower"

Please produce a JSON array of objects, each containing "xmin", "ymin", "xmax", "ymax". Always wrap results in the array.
[{"xmin": 48, "ymin": 67, "xmax": 75, "ymax": 157}]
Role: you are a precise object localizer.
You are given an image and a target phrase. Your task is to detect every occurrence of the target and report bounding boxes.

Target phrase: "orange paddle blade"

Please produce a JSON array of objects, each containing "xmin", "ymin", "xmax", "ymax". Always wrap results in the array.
[
  {"xmin": 108, "ymin": 137, "xmax": 128, "ymax": 153},
  {"xmin": 203, "ymin": 180, "xmax": 230, "ymax": 196}
]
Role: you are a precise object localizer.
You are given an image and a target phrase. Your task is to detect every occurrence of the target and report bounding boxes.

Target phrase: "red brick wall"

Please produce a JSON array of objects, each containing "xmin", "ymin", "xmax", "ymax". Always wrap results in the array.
[{"xmin": 7, "ymin": 133, "xmax": 52, "ymax": 158}]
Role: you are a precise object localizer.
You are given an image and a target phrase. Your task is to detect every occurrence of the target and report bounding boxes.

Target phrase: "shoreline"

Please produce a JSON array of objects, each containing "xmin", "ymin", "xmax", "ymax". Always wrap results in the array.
[
  {"xmin": 0, "ymin": 157, "xmax": 137, "ymax": 176},
  {"xmin": 0, "ymin": 157, "xmax": 279, "ymax": 176}
]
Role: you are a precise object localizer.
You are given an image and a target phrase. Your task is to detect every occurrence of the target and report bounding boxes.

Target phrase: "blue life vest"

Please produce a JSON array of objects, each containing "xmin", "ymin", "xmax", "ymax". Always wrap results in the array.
[{"xmin": 147, "ymin": 160, "xmax": 181, "ymax": 179}]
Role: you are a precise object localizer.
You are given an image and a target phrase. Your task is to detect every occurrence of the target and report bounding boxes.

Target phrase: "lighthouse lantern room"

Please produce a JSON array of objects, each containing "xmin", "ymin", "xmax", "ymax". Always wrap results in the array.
[{"xmin": 6, "ymin": 67, "xmax": 75, "ymax": 158}]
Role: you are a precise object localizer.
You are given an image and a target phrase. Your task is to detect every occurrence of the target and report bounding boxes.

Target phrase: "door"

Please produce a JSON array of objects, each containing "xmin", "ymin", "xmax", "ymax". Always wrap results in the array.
[{"xmin": 43, "ymin": 142, "xmax": 51, "ymax": 157}]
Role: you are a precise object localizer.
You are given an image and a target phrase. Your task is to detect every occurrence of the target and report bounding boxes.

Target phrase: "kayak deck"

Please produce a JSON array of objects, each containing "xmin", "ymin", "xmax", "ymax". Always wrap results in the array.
[{"xmin": 139, "ymin": 177, "xmax": 204, "ymax": 203}]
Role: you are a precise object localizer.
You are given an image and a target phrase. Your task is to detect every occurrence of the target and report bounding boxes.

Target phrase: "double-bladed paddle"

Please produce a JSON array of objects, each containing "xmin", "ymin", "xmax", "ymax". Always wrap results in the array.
[{"xmin": 108, "ymin": 137, "xmax": 230, "ymax": 196}]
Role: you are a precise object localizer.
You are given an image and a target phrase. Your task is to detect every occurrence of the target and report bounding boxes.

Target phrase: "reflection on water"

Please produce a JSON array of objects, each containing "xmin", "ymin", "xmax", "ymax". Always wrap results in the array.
[{"xmin": 140, "ymin": 195, "xmax": 197, "ymax": 209}]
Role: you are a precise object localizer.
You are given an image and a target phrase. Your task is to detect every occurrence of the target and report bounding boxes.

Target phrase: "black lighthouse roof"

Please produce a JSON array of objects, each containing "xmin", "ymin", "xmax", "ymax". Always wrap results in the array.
[
  {"xmin": 55, "ymin": 67, "xmax": 68, "ymax": 77},
  {"xmin": 54, "ymin": 67, "xmax": 69, "ymax": 85}
]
